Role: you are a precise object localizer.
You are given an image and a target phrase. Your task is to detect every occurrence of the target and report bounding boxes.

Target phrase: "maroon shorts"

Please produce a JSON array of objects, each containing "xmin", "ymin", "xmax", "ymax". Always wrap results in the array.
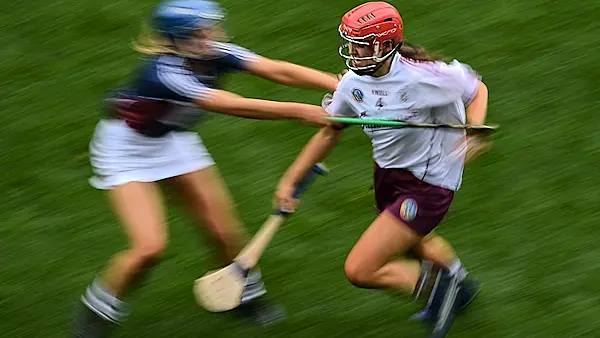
[{"xmin": 373, "ymin": 164, "xmax": 454, "ymax": 236}]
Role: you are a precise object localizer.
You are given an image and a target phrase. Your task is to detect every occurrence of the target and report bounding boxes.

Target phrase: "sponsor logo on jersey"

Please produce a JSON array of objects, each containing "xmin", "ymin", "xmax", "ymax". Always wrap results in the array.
[
  {"xmin": 372, "ymin": 89, "xmax": 389, "ymax": 96},
  {"xmin": 352, "ymin": 88, "xmax": 364, "ymax": 102}
]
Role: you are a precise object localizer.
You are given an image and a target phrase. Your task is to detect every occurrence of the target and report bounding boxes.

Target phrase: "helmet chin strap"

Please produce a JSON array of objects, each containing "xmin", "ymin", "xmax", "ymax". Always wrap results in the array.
[{"xmin": 346, "ymin": 59, "xmax": 377, "ymax": 76}]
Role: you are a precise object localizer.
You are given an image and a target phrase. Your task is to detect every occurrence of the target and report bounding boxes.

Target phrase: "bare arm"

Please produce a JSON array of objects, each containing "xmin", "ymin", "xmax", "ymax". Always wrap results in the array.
[
  {"xmin": 195, "ymin": 89, "xmax": 328, "ymax": 126},
  {"xmin": 245, "ymin": 57, "xmax": 339, "ymax": 92},
  {"xmin": 466, "ymin": 82, "xmax": 488, "ymax": 125},
  {"xmin": 463, "ymin": 81, "xmax": 490, "ymax": 163},
  {"xmin": 279, "ymin": 126, "xmax": 343, "ymax": 187}
]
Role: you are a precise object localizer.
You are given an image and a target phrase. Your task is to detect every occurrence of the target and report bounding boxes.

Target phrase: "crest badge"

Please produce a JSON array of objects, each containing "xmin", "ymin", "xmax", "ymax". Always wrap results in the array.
[
  {"xmin": 399, "ymin": 198, "xmax": 418, "ymax": 222},
  {"xmin": 352, "ymin": 88, "xmax": 364, "ymax": 103}
]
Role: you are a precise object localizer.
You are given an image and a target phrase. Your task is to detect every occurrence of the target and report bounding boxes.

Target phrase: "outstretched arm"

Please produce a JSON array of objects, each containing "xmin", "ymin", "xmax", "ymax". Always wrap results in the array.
[
  {"xmin": 195, "ymin": 89, "xmax": 329, "ymax": 126},
  {"xmin": 246, "ymin": 57, "xmax": 339, "ymax": 92},
  {"xmin": 155, "ymin": 54, "xmax": 330, "ymax": 127}
]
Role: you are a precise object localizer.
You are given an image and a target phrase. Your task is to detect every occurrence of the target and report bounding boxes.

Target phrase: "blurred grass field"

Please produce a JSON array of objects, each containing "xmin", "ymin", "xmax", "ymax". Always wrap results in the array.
[{"xmin": 1, "ymin": 0, "xmax": 600, "ymax": 337}]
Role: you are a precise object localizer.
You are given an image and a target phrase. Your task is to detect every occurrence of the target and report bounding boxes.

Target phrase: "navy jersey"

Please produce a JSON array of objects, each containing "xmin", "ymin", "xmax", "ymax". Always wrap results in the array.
[{"xmin": 106, "ymin": 42, "xmax": 258, "ymax": 136}]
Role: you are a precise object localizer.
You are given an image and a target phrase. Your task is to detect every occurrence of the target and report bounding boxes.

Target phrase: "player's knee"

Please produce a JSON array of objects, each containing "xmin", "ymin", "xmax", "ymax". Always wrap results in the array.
[
  {"xmin": 210, "ymin": 226, "xmax": 237, "ymax": 242},
  {"xmin": 132, "ymin": 239, "xmax": 167, "ymax": 265},
  {"xmin": 344, "ymin": 259, "xmax": 372, "ymax": 288}
]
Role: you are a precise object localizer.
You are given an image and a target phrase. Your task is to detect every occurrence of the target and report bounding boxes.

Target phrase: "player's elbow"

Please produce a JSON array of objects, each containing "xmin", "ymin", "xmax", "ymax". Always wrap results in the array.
[{"xmin": 320, "ymin": 125, "xmax": 343, "ymax": 143}]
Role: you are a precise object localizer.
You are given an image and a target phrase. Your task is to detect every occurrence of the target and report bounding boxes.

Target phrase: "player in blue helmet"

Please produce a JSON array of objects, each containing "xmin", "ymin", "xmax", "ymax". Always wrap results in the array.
[{"xmin": 72, "ymin": 0, "xmax": 340, "ymax": 336}]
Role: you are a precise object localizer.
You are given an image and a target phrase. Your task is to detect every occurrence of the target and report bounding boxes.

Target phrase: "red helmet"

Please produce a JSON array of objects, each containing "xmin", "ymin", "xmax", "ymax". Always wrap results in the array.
[{"xmin": 338, "ymin": 2, "xmax": 404, "ymax": 74}]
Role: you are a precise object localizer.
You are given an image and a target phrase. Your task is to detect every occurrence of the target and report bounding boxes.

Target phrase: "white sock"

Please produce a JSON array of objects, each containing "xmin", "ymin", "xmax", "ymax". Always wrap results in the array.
[
  {"xmin": 81, "ymin": 279, "xmax": 128, "ymax": 323},
  {"xmin": 240, "ymin": 269, "xmax": 267, "ymax": 304},
  {"xmin": 448, "ymin": 259, "xmax": 467, "ymax": 281}
]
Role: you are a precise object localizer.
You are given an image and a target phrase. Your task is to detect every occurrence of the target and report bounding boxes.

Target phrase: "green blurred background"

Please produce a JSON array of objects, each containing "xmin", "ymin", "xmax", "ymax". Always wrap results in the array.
[{"xmin": 1, "ymin": 0, "xmax": 599, "ymax": 337}]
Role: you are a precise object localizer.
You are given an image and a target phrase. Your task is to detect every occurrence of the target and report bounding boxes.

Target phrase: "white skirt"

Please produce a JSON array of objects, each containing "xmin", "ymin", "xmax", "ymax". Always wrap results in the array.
[{"xmin": 88, "ymin": 119, "xmax": 215, "ymax": 190}]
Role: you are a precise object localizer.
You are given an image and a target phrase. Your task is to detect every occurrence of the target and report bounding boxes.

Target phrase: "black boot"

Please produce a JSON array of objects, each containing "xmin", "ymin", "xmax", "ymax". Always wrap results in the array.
[
  {"xmin": 72, "ymin": 302, "xmax": 116, "ymax": 338},
  {"xmin": 236, "ymin": 295, "xmax": 286, "ymax": 326}
]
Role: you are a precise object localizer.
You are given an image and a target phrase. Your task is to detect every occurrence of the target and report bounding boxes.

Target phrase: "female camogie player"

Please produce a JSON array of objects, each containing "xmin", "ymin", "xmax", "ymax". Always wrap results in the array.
[
  {"xmin": 276, "ymin": 2, "xmax": 490, "ymax": 337},
  {"xmin": 73, "ymin": 0, "xmax": 340, "ymax": 336}
]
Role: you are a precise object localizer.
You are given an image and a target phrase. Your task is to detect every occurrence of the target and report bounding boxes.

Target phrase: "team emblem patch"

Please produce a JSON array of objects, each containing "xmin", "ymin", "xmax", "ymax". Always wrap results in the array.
[
  {"xmin": 352, "ymin": 88, "xmax": 364, "ymax": 102},
  {"xmin": 399, "ymin": 198, "xmax": 418, "ymax": 222}
]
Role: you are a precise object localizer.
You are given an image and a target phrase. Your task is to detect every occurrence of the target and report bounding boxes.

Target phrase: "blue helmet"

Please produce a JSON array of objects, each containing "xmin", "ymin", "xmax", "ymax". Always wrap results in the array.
[{"xmin": 152, "ymin": 0, "xmax": 226, "ymax": 40}]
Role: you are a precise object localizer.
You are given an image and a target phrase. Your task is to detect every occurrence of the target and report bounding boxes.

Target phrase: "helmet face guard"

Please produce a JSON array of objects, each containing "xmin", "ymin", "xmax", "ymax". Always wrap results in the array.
[{"xmin": 338, "ymin": 26, "xmax": 400, "ymax": 75}]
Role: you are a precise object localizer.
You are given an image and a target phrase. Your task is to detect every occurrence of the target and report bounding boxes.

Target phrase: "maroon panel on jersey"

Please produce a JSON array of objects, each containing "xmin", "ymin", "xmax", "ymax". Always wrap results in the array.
[{"xmin": 373, "ymin": 164, "xmax": 454, "ymax": 236}]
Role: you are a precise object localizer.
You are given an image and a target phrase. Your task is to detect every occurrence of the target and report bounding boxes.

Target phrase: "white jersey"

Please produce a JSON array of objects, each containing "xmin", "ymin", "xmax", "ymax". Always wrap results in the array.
[{"xmin": 324, "ymin": 54, "xmax": 481, "ymax": 191}]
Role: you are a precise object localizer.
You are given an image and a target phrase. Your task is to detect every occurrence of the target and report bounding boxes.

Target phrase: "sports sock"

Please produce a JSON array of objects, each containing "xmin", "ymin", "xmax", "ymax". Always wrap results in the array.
[
  {"xmin": 240, "ymin": 268, "xmax": 267, "ymax": 304},
  {"xmin": 80, "ymin": 279, "xmax": 128, "ymax": 323},
  {"xmin": 447, "ymin": 258, "xmax": 468, "ymax": 281}
]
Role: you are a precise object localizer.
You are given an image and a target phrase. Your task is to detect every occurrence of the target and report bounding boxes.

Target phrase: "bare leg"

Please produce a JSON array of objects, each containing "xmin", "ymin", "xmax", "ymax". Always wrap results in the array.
[
  {"xmin": 344, "ymin": 210, "xmax": 422, "ymax": 293},
  {"xmin": 102, "ymin": 182, "xmax": 167, "ymax": 296},
  {"xmin": 74, "ymin": 182, "xmax": 167, "ymax": 337},
  {"xmin": 168, "ymin": 166, "xmax": 285, "ymax": 326},
  {"xmin": 414, "ymin": 233, "xmax": 465, "ymax": 278},
  {"xmin": 169, "ymin": 166, "xmax": 248, "ymax": 263}
]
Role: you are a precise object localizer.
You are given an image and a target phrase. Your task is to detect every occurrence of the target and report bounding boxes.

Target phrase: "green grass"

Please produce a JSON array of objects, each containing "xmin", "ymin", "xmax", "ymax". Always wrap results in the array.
[{"xmin": 1, "ymin": 0, "xmax": 600, "ymax": 337}]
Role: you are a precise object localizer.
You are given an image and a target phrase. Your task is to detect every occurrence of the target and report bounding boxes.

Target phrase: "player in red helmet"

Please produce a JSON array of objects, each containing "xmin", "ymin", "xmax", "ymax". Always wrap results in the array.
[
  {"xmin": 276, "ymin": 2, "xmax": 489, "ymax": 337},
  {"xmin": 338, "ymin": 1, "xmax": 404, "ymax": 76}
]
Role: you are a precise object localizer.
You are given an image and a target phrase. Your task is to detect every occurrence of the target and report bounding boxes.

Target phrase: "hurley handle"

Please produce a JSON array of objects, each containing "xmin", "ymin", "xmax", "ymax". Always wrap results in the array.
[
  {"xmin": 235, "ymin": 163, "xmax": 329, "ymax": 269},
  {"xmin": 277, "ymin": 162, "xmax": 329, "ymax": 216},
  {"xmin": 326, "ymin": 116, "xmax": 498, "ymax": 132}
]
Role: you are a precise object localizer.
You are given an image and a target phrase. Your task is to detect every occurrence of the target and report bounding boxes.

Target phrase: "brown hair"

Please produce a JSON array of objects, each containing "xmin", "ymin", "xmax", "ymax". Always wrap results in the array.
[{"xmin": 398, "ymin": 41, "xmax": 448, "ymax": 63}]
